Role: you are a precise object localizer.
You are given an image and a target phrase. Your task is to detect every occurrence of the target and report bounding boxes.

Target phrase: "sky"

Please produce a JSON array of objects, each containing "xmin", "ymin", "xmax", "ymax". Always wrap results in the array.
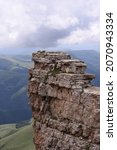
[{"xmin": 0, "ymin": 0, "xmax": 99, "ymax": 53}]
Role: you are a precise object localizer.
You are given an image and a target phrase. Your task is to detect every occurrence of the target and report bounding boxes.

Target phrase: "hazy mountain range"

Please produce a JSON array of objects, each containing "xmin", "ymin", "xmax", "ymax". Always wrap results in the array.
[
  {"xmin": 0, "ymin": 50, "xmax": 99, "ymax": 124},
  {"xmin": 0, "ymin": 55, "xmax": 32, "ymax": 124}
]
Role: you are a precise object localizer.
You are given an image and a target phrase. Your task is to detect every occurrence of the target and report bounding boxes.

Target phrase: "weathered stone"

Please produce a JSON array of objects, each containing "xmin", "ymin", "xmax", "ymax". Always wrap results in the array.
[
  {"xmin": 28, "ymin": 51, "xmax": 100, "ymax": 150},
  {"xmin": 56, "ymin": 59, "xmax": 87, "ymax": 74},
  {"xmin": 32, "ymin": 51, "xmax": 71, "ymax": 63},
  {"xmin": 33, "ymin": 124, "xmax": 90, "ymax": 150},
  {"xmin": 46, "ymin": 73, "xmax": 95, "ymax": 88},
  {"xmin": 28, "ymin": 78, "xmax": 39, "ymax": 94},
  {"xmin": 81, "ymin": 87, "xmax": 100, "ymax": 128}
]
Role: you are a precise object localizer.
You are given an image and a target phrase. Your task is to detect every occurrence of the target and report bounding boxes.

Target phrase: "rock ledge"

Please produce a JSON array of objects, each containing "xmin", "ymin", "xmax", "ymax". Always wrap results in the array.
[{"xmin": 28, "ymin": 51, "xmax": 100, "ymax": 150}]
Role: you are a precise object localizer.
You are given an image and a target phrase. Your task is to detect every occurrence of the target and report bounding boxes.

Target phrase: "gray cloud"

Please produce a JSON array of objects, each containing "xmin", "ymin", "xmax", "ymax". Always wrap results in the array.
[
  {"xmin": 20, "ymin": 26, "xmax": 71, "ymax": 48},
  {"xmin": 0, "ymin": 0, "xmax": 99, "ymax": 49}
]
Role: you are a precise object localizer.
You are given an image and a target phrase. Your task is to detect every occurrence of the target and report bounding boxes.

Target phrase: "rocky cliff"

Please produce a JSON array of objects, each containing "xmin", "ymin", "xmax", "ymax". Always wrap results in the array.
[{"xmin": 28, "ymin": 51, "xmax": 100, "ymax": 150}]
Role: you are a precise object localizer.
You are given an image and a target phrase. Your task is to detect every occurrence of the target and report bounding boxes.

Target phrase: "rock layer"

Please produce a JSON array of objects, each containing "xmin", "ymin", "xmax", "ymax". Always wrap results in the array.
[{"xmin": 28, "ymin": 51, "xmax": 100, "ymax": 150}]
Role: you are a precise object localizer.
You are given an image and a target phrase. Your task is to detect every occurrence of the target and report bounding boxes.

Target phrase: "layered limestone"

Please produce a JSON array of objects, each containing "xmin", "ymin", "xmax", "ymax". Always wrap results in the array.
[{"xmin": 28, "ymin": 51, "xmax": 100, "ymax": 150}]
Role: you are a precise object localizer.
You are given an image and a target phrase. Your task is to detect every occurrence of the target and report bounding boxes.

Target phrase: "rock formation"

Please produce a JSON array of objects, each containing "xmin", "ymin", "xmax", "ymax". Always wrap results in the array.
[{"xmin": 28, "ymin": 51, "xmax": 100, "ymax": 150}]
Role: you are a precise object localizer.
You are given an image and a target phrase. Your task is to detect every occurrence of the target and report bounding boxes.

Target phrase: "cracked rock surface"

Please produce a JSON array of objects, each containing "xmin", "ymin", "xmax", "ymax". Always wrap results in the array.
[{"xmin": 28, "ymin": 51, "xmax": 100, "ymax": 150}]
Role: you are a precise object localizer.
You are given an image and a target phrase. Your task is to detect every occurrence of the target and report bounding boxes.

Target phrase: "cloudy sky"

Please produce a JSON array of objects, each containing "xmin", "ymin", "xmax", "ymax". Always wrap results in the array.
[{"xmin": 0, "ymin": 0, "xmax": 99, "ymax": 53}]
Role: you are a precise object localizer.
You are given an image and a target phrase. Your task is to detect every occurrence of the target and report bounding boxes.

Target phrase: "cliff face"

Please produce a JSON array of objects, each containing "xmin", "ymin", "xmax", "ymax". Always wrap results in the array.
[{"xmin": 28, "ymin": 51, "xmax": 100, "ymax": 150}]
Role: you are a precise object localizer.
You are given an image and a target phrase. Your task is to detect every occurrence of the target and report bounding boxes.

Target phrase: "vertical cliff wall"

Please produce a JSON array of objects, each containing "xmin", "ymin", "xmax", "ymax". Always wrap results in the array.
[{"xmin": 28, "ymin": 51, "xmax": 100, "ymax": 150}]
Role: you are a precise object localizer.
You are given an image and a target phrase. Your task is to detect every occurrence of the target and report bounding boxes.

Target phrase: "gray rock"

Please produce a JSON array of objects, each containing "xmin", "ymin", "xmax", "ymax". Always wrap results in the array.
[{"xmin": 28, "ymin": 51, "xmax": 100, "ymax": 150}]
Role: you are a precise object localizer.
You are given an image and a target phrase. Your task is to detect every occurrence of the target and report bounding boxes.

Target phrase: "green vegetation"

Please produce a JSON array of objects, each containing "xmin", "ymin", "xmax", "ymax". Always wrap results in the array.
[
  {"xmin": 0, "ymin": 123, "xmax": 35, "ymax": 150},
  {"xmin": 50, "ymin": 63, "xmax": 61, "ymax": 76},
  {"xmin": 44, "ymin": 63, "xmax": 61, "ymax": 83},
  {"xmin": 0, "ymin": 124, "xmax": 17, "ymax": 139}
]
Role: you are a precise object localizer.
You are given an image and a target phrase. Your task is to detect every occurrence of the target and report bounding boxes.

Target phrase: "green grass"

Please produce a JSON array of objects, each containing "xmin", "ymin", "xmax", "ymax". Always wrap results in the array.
[
  {"xmin": 0, "ymin": 124, "xmax": 17, "ymax": 139},
  {"xmin": 0, "ymin": 124, "xmax": 35, "ymax": 150}
]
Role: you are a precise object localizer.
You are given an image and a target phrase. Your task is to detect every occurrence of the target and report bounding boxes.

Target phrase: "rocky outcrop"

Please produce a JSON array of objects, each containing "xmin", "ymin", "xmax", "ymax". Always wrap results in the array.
[{"xmin": 28, "ymin": 51, "xmax": 100, "ymax": 150}]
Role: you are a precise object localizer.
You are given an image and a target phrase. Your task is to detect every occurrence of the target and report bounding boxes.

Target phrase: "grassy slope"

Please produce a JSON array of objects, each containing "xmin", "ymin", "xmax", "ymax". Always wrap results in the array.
[
  {"xmin": 0, "ymin": 124, "xmax": 35, "ymax": 150},
  {"xmin": 0, "ymin": 124, "xmax": 17, "ymax": 139}
]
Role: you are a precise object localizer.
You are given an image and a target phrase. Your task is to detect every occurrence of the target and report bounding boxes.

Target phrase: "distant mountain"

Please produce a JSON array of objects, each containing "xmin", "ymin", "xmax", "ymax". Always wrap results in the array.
[
  {"xmin": 0, "ymin": 120, "xmax": 34, "ymax": 150},
  {"xmin": 0, "ymin": 56, "xmax": 32, "ymax": 124}
]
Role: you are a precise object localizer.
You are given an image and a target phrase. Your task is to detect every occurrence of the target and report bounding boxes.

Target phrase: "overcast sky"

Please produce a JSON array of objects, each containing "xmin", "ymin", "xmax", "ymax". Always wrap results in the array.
[{"xmin": 0, "ymin": 0, "xmax": 99, "ymax": 52}]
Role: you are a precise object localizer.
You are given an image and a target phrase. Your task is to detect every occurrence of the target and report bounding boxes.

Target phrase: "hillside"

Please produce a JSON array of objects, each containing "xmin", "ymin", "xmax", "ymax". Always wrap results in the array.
[
  {"xmin": 0, "ymin": 55, "xmax": 32, "ymax": 124},
  {"xmin": 0, "ymin": 122, "xmax": 35, "ymax": 150}
]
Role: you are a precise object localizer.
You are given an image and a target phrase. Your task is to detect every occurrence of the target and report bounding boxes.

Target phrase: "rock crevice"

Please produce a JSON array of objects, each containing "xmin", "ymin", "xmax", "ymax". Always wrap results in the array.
[{"xmin": 28, "ymin": 51, "xmax": 100, "ymax": 150}]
